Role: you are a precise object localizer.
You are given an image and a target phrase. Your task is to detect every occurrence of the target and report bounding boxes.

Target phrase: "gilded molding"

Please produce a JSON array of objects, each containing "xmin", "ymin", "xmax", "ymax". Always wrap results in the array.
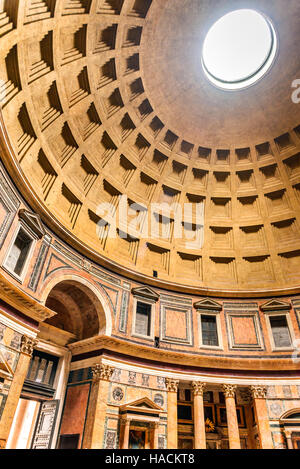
[
  {"xmin": 165, "ymin": 378, "xmax": 179, "ymax": 393},
  {"xmin": 192, "ymin": 381, "xmax": 206, "ymax": 396},
  {"xmin": 20, "ymin": 335, "xmax": 38, "ymax": 356},
  {"xmin": 222, "ymin": 384, "xmax": 237, "ymax": 398},
  {"xmin": 91, "ymin": 363, "xmax": 114, "ymax": 382},
  {"xmin": 250, "ymin": 385, "xmax": 268, "ymax": 399}
]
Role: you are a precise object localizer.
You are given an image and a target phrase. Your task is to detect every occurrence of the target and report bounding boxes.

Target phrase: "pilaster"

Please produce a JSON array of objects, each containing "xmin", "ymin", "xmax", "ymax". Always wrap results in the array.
[
  {"xmin": 250, "ymin": 385, "xmax": 273, "ymax": 449},
  {"xmin": 192, "ymin": 382, "xmax": 206, "ymax": 449},
  {"xmin": 165, "ymin": 378, "xmax": 179, "ymax": 449},
  {"xmin": 81, "ymin": 363, "xmax": 114, "ymax": 449},
  {"xmin": 222, "ymin": 384, "xmax": 241, "ymax": 449},
  {"xmin": 0, "ymin": 335, "xmax": 37, "ymax": 448}
]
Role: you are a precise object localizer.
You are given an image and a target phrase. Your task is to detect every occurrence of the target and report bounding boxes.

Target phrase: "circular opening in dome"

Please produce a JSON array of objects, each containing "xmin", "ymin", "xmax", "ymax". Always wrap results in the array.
[{"xmin": 202, "ymin": 9, "xmax": 277, "ymax": 90}]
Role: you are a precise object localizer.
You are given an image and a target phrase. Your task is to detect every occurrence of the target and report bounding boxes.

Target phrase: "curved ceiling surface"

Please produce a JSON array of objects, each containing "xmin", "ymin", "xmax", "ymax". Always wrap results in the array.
[{"xmin": 1, "ymin": 0, "xmax": 300, "ymax": 293}]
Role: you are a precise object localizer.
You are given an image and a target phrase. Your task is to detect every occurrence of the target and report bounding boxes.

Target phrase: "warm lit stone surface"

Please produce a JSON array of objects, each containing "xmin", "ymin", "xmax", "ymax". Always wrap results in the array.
[
  {"xmin": 142, "ymin": 0, "xmax": 300, "ymax": 145},
  {"xmin": 1, "ymin": 0, "xmax": 300, "ymax": 292}
]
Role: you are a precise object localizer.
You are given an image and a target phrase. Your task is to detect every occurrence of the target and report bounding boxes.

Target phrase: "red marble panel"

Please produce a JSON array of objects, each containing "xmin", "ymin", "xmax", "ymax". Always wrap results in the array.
[
  {"xmin": 59, "ymin": 383, "xmax": 90, "ymax": 448},
  {"xmin": 231, "ymin": 316, "xmax": 258, "ymax": 345}
]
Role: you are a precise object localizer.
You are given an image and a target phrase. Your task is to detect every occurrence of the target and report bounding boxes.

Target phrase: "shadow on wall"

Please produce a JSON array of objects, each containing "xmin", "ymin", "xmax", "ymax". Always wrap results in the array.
[{"xmin": 45, "ymin": 280, "xmax": 105, "ymax": 340}]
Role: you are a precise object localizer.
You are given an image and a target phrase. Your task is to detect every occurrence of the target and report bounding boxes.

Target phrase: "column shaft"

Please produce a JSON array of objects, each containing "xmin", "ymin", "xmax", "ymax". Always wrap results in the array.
[
  {"xmin": 285, "ymin": 432, "xmax": 293, "ymax": 450},
  {"xmin": 121, "ymin": 420, "xmax": 130, "ymax": 449},
  {"xmin": 82, "ymin": 364, "xmax": 114, "ymax": 449},
  {"xmin": 165, "ymin": 379, "xmax": 179, "ymax": 449},
  {"xmin": 244, "ymin": 405, "xmax": 256, "ymax": 449},
  {"xmin": 150, "ymin": 423, "xmax": 159, "ymax": 449},
  {"xmin": 223, "ymin": 384, "xmax": 241, "ymax": 449},
  {"xmin": 192, "ymin": 382, "xmax": 206, "ymax": 449},
  {"xmin": 250, "ymin": 386, "xmax": 273, "ymax": 449},
  {"xmin": 0, "ymin": 335, "xmax": 36, "ymax": 448}
]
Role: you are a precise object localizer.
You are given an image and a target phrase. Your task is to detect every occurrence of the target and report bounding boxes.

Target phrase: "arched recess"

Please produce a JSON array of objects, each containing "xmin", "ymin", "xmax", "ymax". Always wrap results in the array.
[
  {"xmin": 40, "ymin": 274, "xmax": 113, "ymax": 340},
  {"xmin": 280, "ymin": 409, "xmax": 300, "ymax": 420},
  {"xmin": 280, "ymin": 408, "xmax": 300, "ymax": 449}
]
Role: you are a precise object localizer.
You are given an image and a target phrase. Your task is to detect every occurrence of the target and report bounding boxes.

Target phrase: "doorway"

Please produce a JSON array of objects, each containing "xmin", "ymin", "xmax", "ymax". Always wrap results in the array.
[{"xmin": 129, "ymin": 429, "xmax": 146, "ymax": 449}]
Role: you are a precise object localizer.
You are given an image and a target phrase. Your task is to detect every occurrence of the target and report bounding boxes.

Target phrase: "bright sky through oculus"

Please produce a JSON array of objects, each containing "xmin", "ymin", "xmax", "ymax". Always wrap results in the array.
[{"xmin": 202, "ymin": 9, "xmax": 277, "ymax": 90}]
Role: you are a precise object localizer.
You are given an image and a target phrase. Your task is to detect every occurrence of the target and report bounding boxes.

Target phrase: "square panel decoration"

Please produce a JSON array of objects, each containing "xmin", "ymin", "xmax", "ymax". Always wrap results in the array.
[{"xmin": 224, "ymin": 302, "xmax": 264, "ymax": 350}]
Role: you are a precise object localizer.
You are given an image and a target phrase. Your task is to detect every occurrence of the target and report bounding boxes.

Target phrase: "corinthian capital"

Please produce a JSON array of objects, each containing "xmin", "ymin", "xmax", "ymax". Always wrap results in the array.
[
  {"xmin": 20, "ymin": 335, "xmax": 38, "ymax": 356},
  {"xmin": 250, "ymin": 385, "xmax": 268, "ymax": 399},
  {"xmin": 91, "ymin": 363, "xmax": 114, "ymax": 382},
  {"xmin": 165, "ymin": 378, "xmax": 179, "ymax": 393},
  {"xmin": 120, "ymin": 418, "xmax": 130, "ymax": 427},
  {"xmin": 284, "ymin": 429, "xmax": 292, "ymax": 439},
  {"xmin": 222, "ymin": 384, "xmax": 237, "ymax": 398},
  {"xmin": 192, "ymin": 382, "xmax": 206, "ymax": 396},
  {"xmin": 149, "ymin": 422, "xmax": 159, "ymax": 430}
]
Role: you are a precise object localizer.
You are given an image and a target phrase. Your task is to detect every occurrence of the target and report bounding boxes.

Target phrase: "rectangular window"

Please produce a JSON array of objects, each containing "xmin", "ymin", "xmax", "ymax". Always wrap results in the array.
[
  {"xmin": 135, "ymin": 301, "xmax": 151, "ymax": 336},
  {"xmin": 204, "ymin": 405, "xmax": 214, "ymax": 422},
  {"xmin": 219, "ymin": 407, "xmax": 227, "ymax": 424},
  {"xmin": 177, "ymin": 404, "xmax": 192, "ymax": 421},
  {"xmin": 26, "ymin": 351, "xmax": 58, "ymax": 386},
  {"xmin": 203, "ymin": 391, "xmax": 213, "ymax": 403},
  {"xmin": 201, "ymin": 315, "xmax": 219, "ymax": 346},
  {"xmin": 270, "ymin": 315, "xmax": 291, "ymax": 348},
  {"xmin": 5, "ymin": 227, "xmax": 33, "ymax": 277},
  {"xmin": 219, "ymin": 392, "xmax": 225, "ymax": 404}
]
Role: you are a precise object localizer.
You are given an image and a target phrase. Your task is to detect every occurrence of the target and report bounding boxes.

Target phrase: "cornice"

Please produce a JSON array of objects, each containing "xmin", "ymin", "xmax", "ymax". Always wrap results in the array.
[
  {"xmin": 0, "ymin": 271, "xmax": 56, "ymax": 323},
  {"xmin": 67, "ymin": 335, "xmax": 300, "ymax": 373}
]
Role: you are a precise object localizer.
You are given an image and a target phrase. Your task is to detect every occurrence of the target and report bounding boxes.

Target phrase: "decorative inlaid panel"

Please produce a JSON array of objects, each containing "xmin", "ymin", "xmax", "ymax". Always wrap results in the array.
[
  {"xmin": 160, "ymin": 305, "xmax": 192, "ymax": 346},
  {"xmin": 224, "ymin": 302, "xmax": 264, "ymax": 350}
]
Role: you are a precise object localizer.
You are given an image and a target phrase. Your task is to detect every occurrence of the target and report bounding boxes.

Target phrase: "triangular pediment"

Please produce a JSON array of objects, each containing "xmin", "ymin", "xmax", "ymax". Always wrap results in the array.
[
  {"xmin": 131, "ymin": 286, "xmax": 159, "ymax": 301},
  {"xmin": 120, "ymin": 397, "xmax": 163, "ymax": 412},
  {"xmin": 194, "ymin": 298, "xmax": 222, "ymax": 311},
  {"xmin": 19, "ymin": 209, "xmax": 45, "ymax": 239},
  {"xmin": 135, "ymin": 402, "xmax": 154, "ymax": 409},
  {"xmin": 260, "ymin": 299, "xmax": 290, "ymax": 311}
]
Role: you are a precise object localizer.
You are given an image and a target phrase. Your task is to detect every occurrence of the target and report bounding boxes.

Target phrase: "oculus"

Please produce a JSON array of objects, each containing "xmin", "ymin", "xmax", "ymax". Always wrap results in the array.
[{"xmin": 202, "ymin": 9, "xmax": 277, "ymax": 90}]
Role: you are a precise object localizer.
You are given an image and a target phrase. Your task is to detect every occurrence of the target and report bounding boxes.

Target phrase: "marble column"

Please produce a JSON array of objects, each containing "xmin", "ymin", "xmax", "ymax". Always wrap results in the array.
[
  {"xmin": 120, "ymin": 418, "xmax": 131, "ymax": 449},
  {"xmin": 192, "ymin": 382, "xmax": 206, "ymax": 449},
  {"xmin": 82, "ymin": 363, "xmax": 114, "ymax": 449},
  {"xmin": 150, "ymin": 422, "xmax": 159, "ymax": 449},
  {"xmin": 165, "ymin": 378, "xmax": 179, "ymax": 449},
  {"xmin": 284, "ymin": 430, "xmax": 293, "ymax": 450},
  {"xmin": 244, "ymin": 403, "xmax": 256, "ymax": 449},
  {"xmin": 0, "ymin": 335, "xmax": 37, "ymax": 449},
  {"xmin": 250, "ymin": 386, "xmax": 273, "ymax": 449},
  {"xmin": 222, "ymin": 384, "xmax": 241, "ymax": 449}
]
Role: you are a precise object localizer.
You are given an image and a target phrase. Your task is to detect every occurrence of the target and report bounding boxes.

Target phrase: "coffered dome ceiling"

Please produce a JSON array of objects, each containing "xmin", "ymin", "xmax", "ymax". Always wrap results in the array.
[{"xmin": 1, "ymin": 0, "xmax": 300, "ymax": 294}]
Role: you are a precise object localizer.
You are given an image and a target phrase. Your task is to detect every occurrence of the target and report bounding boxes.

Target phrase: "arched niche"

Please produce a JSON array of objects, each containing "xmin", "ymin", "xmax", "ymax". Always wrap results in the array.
[
  {"xmin": 42, "ymin": 275, "xmax": 112, "ymax": 341},
  {"xmin": 280, "ymin": 408, "xmax": 300, "ymax": 449}
]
